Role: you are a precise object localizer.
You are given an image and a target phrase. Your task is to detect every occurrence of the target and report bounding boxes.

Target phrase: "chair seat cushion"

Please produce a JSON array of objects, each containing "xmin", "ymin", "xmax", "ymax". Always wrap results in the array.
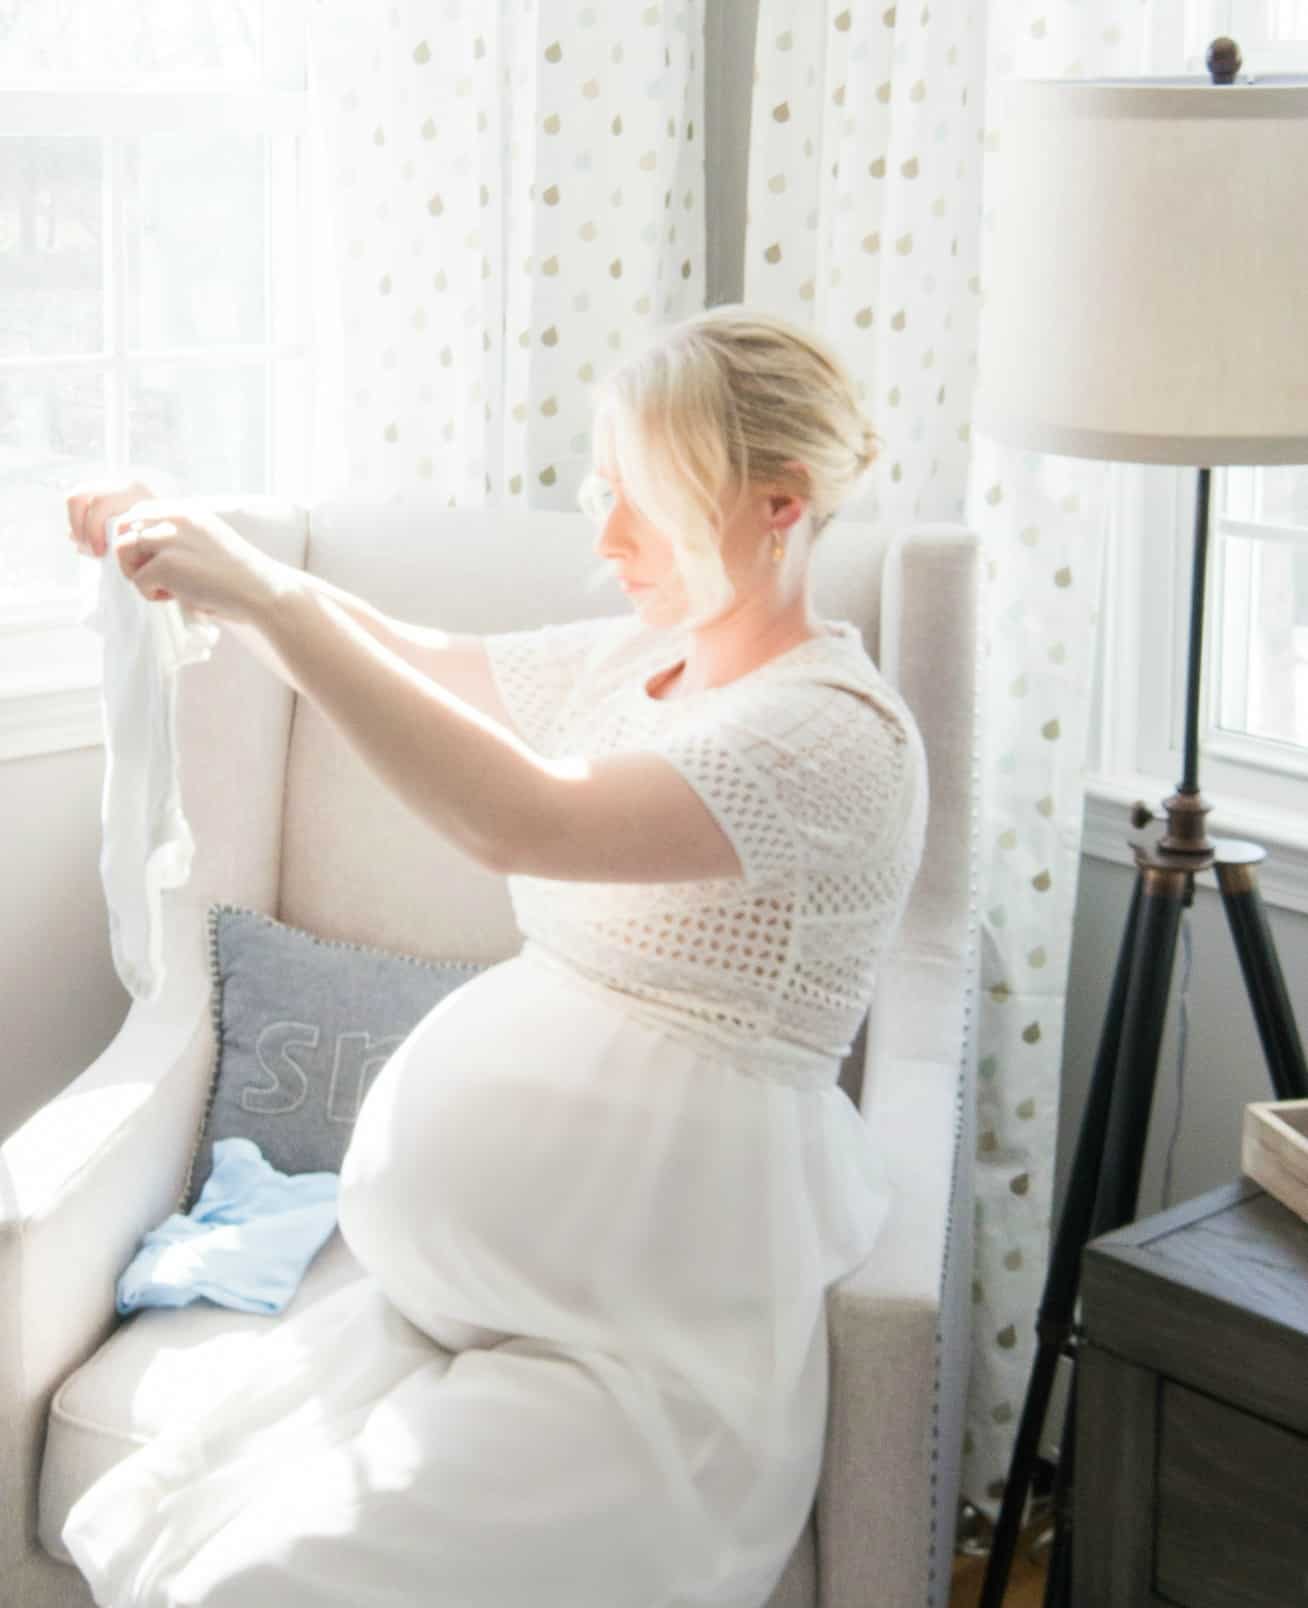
[{"xmin": 37, "ymin": 1231, "xmax": 367, "ymax": 1565}]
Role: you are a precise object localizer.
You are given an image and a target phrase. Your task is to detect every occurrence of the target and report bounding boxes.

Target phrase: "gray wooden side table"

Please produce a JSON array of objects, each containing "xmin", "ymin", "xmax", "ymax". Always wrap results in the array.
[{"xmin": 1073, "ymin": 1175, "xmax": 1308, "ymax": 1608}]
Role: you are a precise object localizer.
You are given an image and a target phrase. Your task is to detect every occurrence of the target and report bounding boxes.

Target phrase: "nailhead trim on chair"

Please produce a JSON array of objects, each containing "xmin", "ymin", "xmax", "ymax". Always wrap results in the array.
[
  {"xmin": 924, "ymin": 625, "xmax": 984, "ymax": 1606},
  {"xmin": 176, "ymin": 902, "xmax": 490, "ymax": 1211}
]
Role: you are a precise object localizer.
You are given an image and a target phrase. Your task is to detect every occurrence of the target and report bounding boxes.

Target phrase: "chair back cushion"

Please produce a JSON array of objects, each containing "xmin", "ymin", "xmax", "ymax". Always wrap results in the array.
[{"xmin": 171, "ymin": 498, "xmax": 310, "ymax": 915}]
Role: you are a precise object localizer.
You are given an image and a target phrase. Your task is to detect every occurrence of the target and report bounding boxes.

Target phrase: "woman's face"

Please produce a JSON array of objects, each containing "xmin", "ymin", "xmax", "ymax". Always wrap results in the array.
[
  {"xmin": 584, "ymin": 464, "xmax": 692, "ymax": 628},
  {"xmin": 583, "ymin": 460, "xmax": 782, "ymax": 630}
]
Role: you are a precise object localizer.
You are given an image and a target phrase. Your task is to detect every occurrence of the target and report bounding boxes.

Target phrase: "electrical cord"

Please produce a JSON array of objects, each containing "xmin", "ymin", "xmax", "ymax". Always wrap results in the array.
[{"xmin": 1160, "ymin": 906, "xmax": 1194, "ymax": 1210}]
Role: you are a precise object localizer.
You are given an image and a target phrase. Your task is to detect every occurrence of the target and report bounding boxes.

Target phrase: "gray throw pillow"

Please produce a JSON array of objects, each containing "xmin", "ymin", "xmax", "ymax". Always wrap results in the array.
[{"xmin": 183, "ymin": 904, "xmax": 489, "ymax": 1208}]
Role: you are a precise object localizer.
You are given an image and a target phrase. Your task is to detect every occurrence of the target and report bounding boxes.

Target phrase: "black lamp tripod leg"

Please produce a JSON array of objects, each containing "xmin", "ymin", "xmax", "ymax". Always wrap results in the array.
[
  {"xmin": 979, "ymin": 865, "xmax": 1190, "ymax": 1608},
  {"xmin": 977, "ymin": 875, "xmax": 1144, "ymax": 1608},
  {"xmin": 1040, "ymin": 867, "xmax": 1188, "ymax": 1608},
  {"xmin": 1090, "ymin": 868, "xmax": 1189, "ymax": 1236},
  {"xmin": 1214, "ymin": 859, "xmax": 1308, "ymax": 1100},
  {"xmin": 1040, "ymin": 1360, "xmax": 1077, "ymax": 1608}
]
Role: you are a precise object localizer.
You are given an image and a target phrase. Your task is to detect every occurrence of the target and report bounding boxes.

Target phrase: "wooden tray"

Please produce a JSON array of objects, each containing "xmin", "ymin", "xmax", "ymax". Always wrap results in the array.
[{"xmin": 1241, "ymin": 1098, "xmax": 1308, "ymax": 1226}]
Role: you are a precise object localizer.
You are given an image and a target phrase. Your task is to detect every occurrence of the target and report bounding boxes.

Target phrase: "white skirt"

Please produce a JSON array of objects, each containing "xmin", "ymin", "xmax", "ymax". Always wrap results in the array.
[{"xmin": 61, "ymin": 944, "xmax": 892, "ymax": 1608}]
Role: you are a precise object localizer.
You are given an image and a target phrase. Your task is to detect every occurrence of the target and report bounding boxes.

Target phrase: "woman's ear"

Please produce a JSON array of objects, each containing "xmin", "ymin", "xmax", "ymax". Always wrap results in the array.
[
  {"xmin": 768, "ymin": 490, "xmax": 807, "ymax": 531},
  {"xmin": 768, "ymin": 460, "xmax": 810, "ymax": 531}
]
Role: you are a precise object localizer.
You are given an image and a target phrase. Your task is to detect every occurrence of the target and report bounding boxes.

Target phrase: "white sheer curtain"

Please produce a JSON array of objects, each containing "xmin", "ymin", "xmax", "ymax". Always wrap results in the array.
[
  {"xmin": 304, "ymin": 0, "xmax": 706, "ymax": 508},
  {"xmin": 746, "ymin": 0, "xmax": 1196, "ymax": 1521}
]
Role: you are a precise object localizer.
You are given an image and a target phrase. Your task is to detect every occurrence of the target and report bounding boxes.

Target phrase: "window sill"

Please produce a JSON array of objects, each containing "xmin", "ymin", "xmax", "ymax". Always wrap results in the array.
[
  {"xmin": 0, "ymin": 680, "xmax": 102, "ymax": 762},
  {"xmin": 0, "ymin": 600, "xmax": 103, "ymax": 760},
  {"xmin": 1083, "ymin": 772, "xmax": 1308, "ymax": 918}
]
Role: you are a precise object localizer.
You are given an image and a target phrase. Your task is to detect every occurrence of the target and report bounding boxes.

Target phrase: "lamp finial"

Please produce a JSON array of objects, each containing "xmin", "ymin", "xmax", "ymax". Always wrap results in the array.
[{"xmin": 1207, "ymin": 36, "xmax": 1242, "ymax": 84}]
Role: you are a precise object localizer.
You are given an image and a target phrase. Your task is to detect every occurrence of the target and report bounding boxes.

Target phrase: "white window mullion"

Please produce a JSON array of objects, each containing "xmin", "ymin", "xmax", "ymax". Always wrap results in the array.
[
  {"xmin": 262, "ymin": 0, "xmax": 309, "ymax": 93},
  {"xmin": 0, "ymin": 343, "xmax": 308, "ymax": 377},
  {"xmin": 292, "ymin": 128, "xmax": 313, "ymax": 499},
  {"xmin": 1127, "ymin": 463, "xmax": 1188, "ymax": 783},
  {"xmin": 0, "ymin": 353, "xmax": 111, "ymax": 377},
  {"xmin": 1212, "ymin": 512, "xmax": 1251, "ymax": 734},
  {"xmin": 106, "ymin": 133, "xmax": 129, "ymax": 470},
  {"xmin": 1203, "ymin": 528, "xmax": 1308, "ymax": 782},
  {"xmin": 1219, "ymin": 515, "xmax": 1308, "ymax": 550},
  {"xmin": 0, "ymin": 90, "xmax": 306, "ymax": 138},
  {"xmin": 263, "ymin": 128, "xmax": 276, "ymax": 496},
  {"xmin": 1198, "ymin": 486, "xmax": 1229, "ymax": 767},
  {"xmin": 1088, "ymin": 463, "xmax": 1139, "ymax": 781}
]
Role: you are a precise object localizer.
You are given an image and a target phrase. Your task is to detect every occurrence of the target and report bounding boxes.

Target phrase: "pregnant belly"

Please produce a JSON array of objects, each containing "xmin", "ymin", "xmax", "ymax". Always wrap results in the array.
[
  {"xmin": 334, "ymin": 957, "xmax": 656, "ymax": 1342},
  {"xmin": 332, "ymin": 952, "xmax": 847, "ymax": 1366}
]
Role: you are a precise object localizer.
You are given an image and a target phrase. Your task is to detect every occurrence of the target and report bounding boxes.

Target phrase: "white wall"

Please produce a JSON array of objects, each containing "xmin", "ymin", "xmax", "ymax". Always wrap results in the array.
[
  {"xmin": 704, "ymin": 0, "xmax": 759, "ymax": 308},
  {"xmin": 2, "ymin": 744, "xmax": 130, "ymax": 1140},
  {"xmin": 8, "ymin": 0, "xmax": 1306, "ymax": 1240},
  {"xmin": 1058, "ymin": 858, "xmax": 1308, "ymax": 1227}
]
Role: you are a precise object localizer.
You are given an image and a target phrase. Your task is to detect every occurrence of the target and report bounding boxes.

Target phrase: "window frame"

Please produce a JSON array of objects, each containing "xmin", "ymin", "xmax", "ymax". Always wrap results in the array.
[
  {"xmin": 1084, "ymin": 463, "xmax": 1308, "ymax": 917},
  {"xmin": 0, "ymin": 41, "xmax": 311, "ymax": 761}
]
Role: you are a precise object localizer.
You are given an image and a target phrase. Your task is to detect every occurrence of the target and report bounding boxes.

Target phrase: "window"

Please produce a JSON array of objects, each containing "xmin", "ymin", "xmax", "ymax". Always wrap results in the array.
[
  {"xmin": 1086, "ymin": 3, "xmax": 1308, "ymax": 914},
  {"xmin": 0, "ymin": 1, "xmax": 309, "ymax": 758}
]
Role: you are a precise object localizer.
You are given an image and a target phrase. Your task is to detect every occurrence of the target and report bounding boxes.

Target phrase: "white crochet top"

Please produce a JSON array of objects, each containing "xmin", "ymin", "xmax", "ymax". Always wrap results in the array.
[{"xmin": 483, "ymin": 612, "xmax": 928, "ymax": 1083}]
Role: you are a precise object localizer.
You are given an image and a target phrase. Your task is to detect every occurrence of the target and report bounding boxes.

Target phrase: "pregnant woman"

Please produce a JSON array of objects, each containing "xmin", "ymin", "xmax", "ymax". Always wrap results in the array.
[{"xmin": 59, "ymin": 304, "xmax": 928, "ymax": 1608}]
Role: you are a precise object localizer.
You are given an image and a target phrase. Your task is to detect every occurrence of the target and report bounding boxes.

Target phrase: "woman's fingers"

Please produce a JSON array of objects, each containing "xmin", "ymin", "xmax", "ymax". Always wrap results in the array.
[
  {"xmin": 79, "ymin": 503, "xmax": 250, "ymax": 618},
  {"xmin": 65, "ymin": 491, "xmax": 96, "ymax": 555},
  {"xmin": 67, "ymin": 491, "xmax": 125, "ymax": 558},
  {"xmin": 64, "ymin": 479, "xmax": 159, "ymax": 557},
  {"xmin": 83, "ymin": 492, "xmax": 121, "ymax": 556},
  {"xmin": 116, "ymin": 521, "xmax": 180, "ymax": 607},
  {"xmin": 116, "ymin": 528, "xmax": 155, "ymax": 581}
]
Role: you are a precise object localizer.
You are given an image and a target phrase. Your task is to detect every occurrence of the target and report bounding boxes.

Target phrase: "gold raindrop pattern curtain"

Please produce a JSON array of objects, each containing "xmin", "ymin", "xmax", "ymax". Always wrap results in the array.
[
  {"xmin": 305, "ymin": 0, "xmax": 706, "ymax": 507},
  {"xmin": 746, "ymin": 0, "xmax": 1187, "ymax": 1520}
]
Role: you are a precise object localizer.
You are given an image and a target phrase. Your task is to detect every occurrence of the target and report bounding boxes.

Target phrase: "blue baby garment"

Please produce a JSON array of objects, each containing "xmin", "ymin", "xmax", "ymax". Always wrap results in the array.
[{"xmin": 116, "ymin": 1137, "xmax": 339, "ymax": 1317}]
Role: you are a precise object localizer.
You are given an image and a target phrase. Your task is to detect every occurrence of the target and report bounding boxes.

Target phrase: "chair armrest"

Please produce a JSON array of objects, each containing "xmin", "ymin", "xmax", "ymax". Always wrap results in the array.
[
  {"xmin": 817, "ymin": 1051, "xmax": 972, "ymax": 1608},
  {"xmin": 0, "ymin": 893, "xmax": 214, "ymax": 1569}
]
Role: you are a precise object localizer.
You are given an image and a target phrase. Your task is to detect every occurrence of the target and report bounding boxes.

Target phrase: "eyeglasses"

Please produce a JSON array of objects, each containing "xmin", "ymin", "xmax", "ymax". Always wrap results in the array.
[{"xmin": 577, "ymin": 472, "xmax": 617, "ymax": 524}]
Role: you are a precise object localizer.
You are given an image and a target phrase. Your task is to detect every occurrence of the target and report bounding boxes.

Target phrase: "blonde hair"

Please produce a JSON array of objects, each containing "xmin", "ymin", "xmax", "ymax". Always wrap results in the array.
[{"xmin": 580, "ymin": 304, "xmax": 879, "ymax": 628}]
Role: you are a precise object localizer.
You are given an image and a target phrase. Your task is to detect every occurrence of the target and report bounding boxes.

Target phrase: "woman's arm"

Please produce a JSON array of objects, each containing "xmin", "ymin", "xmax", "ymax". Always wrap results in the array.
[
  {"xmin": 225, "ymin": 574, "xmax": 406, "ymax": 696},
  {"xmin": 226, "ymin": 573, "xmax": 510, "ymax": 727},
  {"xmin": 222, "ymin": 575, "xmax": 378, "ymax": 694},
  {"xmin": 69, "ymin": 481, "xmax": 507, "ymax": 722},
  {"xmin": 248, "ymin": 579, "xmax": 547, "ymax": 870},
  {"xmin": 248, "ymin": 578, "xmax": 742, "ymax": 882},
  {"xmin": 108, "ymin": 501, "xmax": 741, "ymax": 882}
]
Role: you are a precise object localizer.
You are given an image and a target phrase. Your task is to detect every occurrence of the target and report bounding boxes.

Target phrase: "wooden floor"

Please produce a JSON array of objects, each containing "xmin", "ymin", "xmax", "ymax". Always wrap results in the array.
[{"xmin": 949, "ymin": 1514, "xmax": 1051, "ymax": 1608}]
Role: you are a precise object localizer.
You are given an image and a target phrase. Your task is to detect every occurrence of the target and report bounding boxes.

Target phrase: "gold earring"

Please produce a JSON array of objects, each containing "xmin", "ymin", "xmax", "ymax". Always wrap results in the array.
[{"xmin": 771, "ymin": 528, "xmax": 784, "ymax": 564}]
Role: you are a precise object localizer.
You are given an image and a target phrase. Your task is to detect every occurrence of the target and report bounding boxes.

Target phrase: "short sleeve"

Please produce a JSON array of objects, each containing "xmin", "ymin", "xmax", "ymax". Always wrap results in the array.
[
  {"xmin": 644, "ymin": 678, "xmax": 928, "ymax": 888},
  {"xmin": 482, "ymin": 612, "xmax": 633, "ymax": 752}
]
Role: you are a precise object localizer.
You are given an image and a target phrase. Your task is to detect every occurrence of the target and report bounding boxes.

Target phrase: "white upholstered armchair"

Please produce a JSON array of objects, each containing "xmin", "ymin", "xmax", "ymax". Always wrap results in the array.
[{"xmin": 1, "ymin": 500, "xmax": 980, "ymax": 1608}]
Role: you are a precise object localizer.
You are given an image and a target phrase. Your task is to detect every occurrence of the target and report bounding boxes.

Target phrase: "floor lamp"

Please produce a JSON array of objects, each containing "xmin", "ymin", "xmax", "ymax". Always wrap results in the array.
[{"xmin": 968, "ymin": 40, "xmax": 1308, "ymax": 1608}]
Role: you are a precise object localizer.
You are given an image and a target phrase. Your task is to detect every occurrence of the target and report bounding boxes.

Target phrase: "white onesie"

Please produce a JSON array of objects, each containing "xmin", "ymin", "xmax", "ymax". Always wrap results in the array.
[{"xmin": 78, "ymin": 516, "xmax": 221, "ymax": 1003}]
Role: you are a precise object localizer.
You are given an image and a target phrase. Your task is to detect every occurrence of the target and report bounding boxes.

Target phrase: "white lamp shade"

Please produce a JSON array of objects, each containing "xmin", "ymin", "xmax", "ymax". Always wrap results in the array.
[{"xmin": 973, "ymin": 75, "xmax": 1308, "ymax": 465}]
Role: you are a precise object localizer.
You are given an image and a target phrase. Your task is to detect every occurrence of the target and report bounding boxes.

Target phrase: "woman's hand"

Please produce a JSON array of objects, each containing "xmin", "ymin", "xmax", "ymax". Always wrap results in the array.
[
  {"xmin": 111, "ymin": 501, "xmax": 299, "ymax": 628},
  {"xmin": 66, "ymin": 478, "xmax": 159, "ymax": 560}
]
